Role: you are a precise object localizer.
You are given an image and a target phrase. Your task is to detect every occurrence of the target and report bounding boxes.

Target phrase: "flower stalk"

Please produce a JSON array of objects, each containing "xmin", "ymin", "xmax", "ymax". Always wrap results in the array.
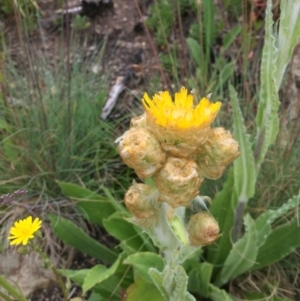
[
  {"xmin": 30, "ymin": 242, "xmax": 69, "ymax": 301},
  {"xmin": 117, "ymin": 87, "xmax": 240, "ymax": 299}
]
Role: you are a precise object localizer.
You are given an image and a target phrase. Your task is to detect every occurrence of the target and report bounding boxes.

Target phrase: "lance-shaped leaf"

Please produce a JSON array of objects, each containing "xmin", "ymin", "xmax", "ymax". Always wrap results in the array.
[
  {"xmin": 149, "ymin": 265, "xmax": 196, "ymax": 301},
  {"xmin": 255, "ymin": 193, "xmax": 300, "ymax": 248},
  {"xmin": 209, "ymin": 284, "xmax": 238, "ymax": 301},
  {"xmin": 251, "ymin": 217, "xmax": 300, "ymax": 271},
  {"xmin": 188, "ymin": 262, "xmax": 213, "ymax": 297},
  {"xmin": 255, "ymin": 0, "xmax": 280, "ymax": 170},
  {"xmin": 275, "ymin": 0, "xmax": 300, "ymax": 89},
  {"xmin": 230, "ymin": 85, "xmax": 256, "ymax": 201},
  {"xmin": 48, "ymin": 213, "xmax": 117, "ymax": 265},
  {"xmin": 214, "ymin": 214, "xmax": 258, "ymax": 287}
]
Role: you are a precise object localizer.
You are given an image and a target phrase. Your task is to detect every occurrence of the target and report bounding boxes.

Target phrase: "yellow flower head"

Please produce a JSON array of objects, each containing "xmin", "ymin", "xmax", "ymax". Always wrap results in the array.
[
  {"xmin": 8, "ymin": 216, "xmax": 42, "ymax": 246},
  {"xmin": 142, "ymin": 87, "xmax": 222, "ymax": 157},
  {"xmin": 142, "ymin": 87, "xmax": 221, "ymax": 129}
]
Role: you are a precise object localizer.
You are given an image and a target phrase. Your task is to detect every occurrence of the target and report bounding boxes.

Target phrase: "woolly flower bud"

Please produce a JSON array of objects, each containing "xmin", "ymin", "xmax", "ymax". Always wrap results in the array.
[
  {"xmin": 130, "ymin": 113, "xmax": 147, "ymax": 129},
  {"xmin": 142, "ymin": 87, "xmax": 221, "ymax": 157},
  {"xmin": 118, "ymin": 127, "xmax": 166, "ymax": 178},
  {"xmin": 154, "ymin": 157, "xmax": 203, "ymax": 208},
  {"xmin": 187, "ymin": 212, "xmax": 219, "ymax": 246},
  {"xmin": 124, "ymin": 182, "xmax": 159, "ymax": 228},
  {"xmin": 195, "ymin": 127, "xmax": 240, "ymax": 179}
]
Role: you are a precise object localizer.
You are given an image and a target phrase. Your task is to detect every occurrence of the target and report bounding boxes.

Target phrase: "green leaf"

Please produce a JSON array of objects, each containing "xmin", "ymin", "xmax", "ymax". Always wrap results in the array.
[
  {"xmin": 209, "ymin": 284, "xmax": 237, "ymax": 301},
  {"xmin": 149, "ymin": 266, "xmax": 196, "ymax": 301},
  {"xmin": 124, "ymin": 252, "xmax": 164, "ymax": 284},
  {"xmin": 61, "ymin": 269, "xmax": 88, "ymax": 285},
  {"xmin": 216, "ymin": 62, "xmax": 234, "ymax": 89},
  {"xmin": 2, "ymin": 140, "xmax": 19, "ymax": 163},
  {"xmin": 188, "ymin": 262, "xmax": 213, "ymax": 297},
  {"xmin": 182, "ymin": 249, "xmax": 202, "ymax": 274},
  {"xmin": 56, "ymin": 181, "xmax": 119, "ymax": 225},
  {"xmin": 126, "ymin": 277, "xmax": 166, "ymax": 301},
  {"xmin": 82, "ymin": 265, "xmax": 107, "ymax": 294},
  {"xmin": 230, "ymin": 84, "xmax": 256, "ymax": 201},
  {"xmin": 48, "ymin": 213, "xmax": 117, "ymax": 264},
  {"xmin": 148, "ymin": 268, "xmax": 168, "ymax": 300},
  {"xmin": 61, "ymin": 269, "xmax": 121, "ymax": 300},
  {"xmin": 103, "ymin": 212, "xmax": 150, "ymax": 252},
  {"xmin": 209, "ymin": 170, "xmax": 235, "ymax": 229},
  {"xmin": 186, "ymin": 38, "xmax": 202, "ymax": 67},
  {"xmin": 0, "ymin": 119, "xmax": 10, "ymax": 131},
  {"xmin": 255, "ymin": 193, "xmax": 300, "ymax": 248},
  {"xmin": 207, "ymin": 171, "xmax": 237, "ymax": 271},
  {"xmin": 255, "ymin": 0, "xmax": 280, "ymax": 169},
  {"xmin": 251, "ymin": 217, "xmax": 300, "ymax": 271},
  {"xmin": 88, "ymin": 292, "xmax": 106, "ymax": 301},
  {"xmin": 275, "ymin": 0, "xmax": 300, "ymax": 89},
  {"xmin": 215, "ymin": 214, "xmax": 258, "ymax": 287},
  {"xmin": 221, "ymin": 25, "xmax": 242, "ymax": 53},
  {"xmin": 82, "ymin": 254, "xmax": 122, "ymax": 294}
]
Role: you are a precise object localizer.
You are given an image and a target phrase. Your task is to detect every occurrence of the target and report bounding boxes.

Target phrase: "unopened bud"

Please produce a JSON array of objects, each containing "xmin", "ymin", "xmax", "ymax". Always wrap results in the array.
[
  {"xmin": 130, "ymin": 113, "xmax": 147, "ymax": 129},
  {"xmin": 40, "ymin": 258, "xmax": 52, "ymax": 269},
  {"xmin": 198, "ymin": 159, "xmax": 226, "ymax": 180},
  {"xmin": 154, "ymin": 157, "xmax": 203, "ymax": 208},
  {"xmin": 124, "ymin": 182, "xmax": 159, "ymax": 228},
  {"xmin": 118, "ymin": 127, "xmax": 166, "ymax": 178},
  {"xmin": 195, "ymin": 127, "xmax": 239, "ymax": 179},
  {"xmin": 17, "ymin": 245, "xmax": 29, "ymax": 255},
  {"xmin": 187, "ymin": 212, "xmax": 220, "ymax": 246}
]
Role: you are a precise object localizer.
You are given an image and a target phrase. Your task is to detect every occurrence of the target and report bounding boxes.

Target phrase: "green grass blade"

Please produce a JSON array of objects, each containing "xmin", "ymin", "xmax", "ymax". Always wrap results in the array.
[{"xmin": 203, "ymin": 0, "xmax": 215, "ymax": 63}]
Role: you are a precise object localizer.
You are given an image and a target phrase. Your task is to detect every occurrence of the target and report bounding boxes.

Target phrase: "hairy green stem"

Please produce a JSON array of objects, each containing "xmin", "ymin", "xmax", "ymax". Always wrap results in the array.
[{"xmin": 30, "ymin": 243, "xmax": 68, "ymax": 301}]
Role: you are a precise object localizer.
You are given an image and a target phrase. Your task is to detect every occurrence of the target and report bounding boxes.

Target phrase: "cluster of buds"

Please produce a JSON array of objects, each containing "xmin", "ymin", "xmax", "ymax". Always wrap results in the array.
[{"xmin": 117, "ymin": 87, "xmax": 239, "ymax": 246}]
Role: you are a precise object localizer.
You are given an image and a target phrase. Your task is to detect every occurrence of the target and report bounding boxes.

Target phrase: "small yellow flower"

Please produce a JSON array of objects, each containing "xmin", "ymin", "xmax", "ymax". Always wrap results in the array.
[
  {"xmin": 8, "ymin": 216, "xmax": 42, "ymax": 246},
  {"xmin": 142, "ymin": 87, "xmax": 222, "ymax": 157}
]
